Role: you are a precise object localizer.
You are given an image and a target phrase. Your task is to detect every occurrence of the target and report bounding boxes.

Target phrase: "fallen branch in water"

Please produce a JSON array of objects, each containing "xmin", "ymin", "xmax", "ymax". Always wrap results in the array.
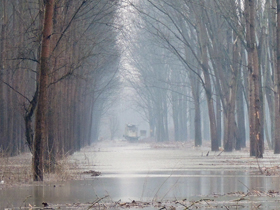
[
  {"xmin": 87, "ymin": 195, "xmax": 109, "ymax": 210},
  {"xmin": 217, "ymin": 150, "xmax": 224, "ymax": 156},
  {"xmin": 186, "ymin": 199, "xmax": 214, "ymax": 209},
  {"xmin": 175, "ymin": 200, "xmax": 188, "ymax": 208}
]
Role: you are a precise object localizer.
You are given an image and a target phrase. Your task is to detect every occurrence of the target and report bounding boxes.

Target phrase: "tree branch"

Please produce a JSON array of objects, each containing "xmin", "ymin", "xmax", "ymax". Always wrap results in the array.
[{"xmin": 0, "ymin": 79, "xmax": 31, "ymax": 103}]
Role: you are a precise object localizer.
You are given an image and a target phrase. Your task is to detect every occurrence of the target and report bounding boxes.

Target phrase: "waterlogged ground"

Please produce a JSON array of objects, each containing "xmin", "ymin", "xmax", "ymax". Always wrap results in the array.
[{"xmin": 2, "ymin": 141, "xmax": 280, "ymax": 209}]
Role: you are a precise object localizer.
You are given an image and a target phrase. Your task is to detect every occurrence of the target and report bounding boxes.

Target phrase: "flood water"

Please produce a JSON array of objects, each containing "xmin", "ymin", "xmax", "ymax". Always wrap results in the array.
[{"xmin": 1, "ymin": 141, "xmax": 280, "ymax": 209}]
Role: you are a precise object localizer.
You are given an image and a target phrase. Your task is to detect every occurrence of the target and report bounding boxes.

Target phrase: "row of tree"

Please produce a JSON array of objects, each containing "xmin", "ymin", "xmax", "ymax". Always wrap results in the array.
[
  {"xmin": 0, "ymin": 0, "xmax": 121, "ymax": 180},
  {"xmin": 124, "ymin": 0, "xmax": 280, "ymax": 158}
]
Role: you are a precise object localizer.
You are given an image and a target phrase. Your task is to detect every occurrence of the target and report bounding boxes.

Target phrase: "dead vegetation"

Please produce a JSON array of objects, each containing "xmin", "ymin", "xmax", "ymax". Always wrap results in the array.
[
  {"xmin": 261, "ymin": 166, "xmax": 280, "ymax": 176},
  {"xmin": 0, "ymin": 152, "xmax": 32, "ymax": 186},
  {"xmin": 0, "ymin": 151, "xmax": 84, "ymax": 187}
]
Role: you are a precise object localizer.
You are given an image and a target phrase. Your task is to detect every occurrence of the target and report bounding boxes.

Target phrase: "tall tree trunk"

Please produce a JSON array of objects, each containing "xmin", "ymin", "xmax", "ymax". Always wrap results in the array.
[
  {"xmin": 236, "ymin": 65, "xmax": 246, "ymax": 149},
  {"xmin": 216, "ymin": 94, "xmax": 221, "ymax": 147},
  {"xmin": 270, "ymin": 0, "xmax": 278, "ymax": 151},
  {"xmin": 275, "ymin": 0, "xmax": 280, "ymax": 153},
  {"xmin": 262, "ymin": 34, "xmax": 274, "ymax": 150},
  {"xmin": 33, "ymin": 0, "xmax": 54, "ymax": 181},
  {"xmin": 224, "ymin": 35, "xmax": 239, "ymax": 152},
  {"xmin": 0, "ymin": 0, "xmax": 7, "ymax": 152},
  {"xmin": 199, "ymin": 18, "xmax": 218, "ymax": 151},
  {"xmin": 172, "ymin": 92, "xmax": 179, "ymax": 141},
  {"xmin": 193, "ymin": 79, "xmax": 202, "ymax": 146},
  {"xmin": 245, "ymin": 0, "xmax": 263, "ymax": 158}
]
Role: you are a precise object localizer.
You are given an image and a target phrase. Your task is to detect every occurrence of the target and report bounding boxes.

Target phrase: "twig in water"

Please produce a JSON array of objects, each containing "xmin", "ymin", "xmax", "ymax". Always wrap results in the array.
[
  {"xmin": 238, "ymin": 180, "xmax": 250, "ymax": 192},
  {"xmin": 87, "ymin": 195, "xmax": 109, "ymax": 210},
  {"xmin": 160, "ymin": 178, "xmax": 180, "ymax": 201},
  {"xmin": 175, "ymin": 200, "xmax": 188, "ymax": 208},
  {"xmin": 152, "ymin": 174, "xmax": 173, "ymax": 202},
  {"xmin": 217, "ymin": 150, "xmax": 224, "ymax": 156},
  {"xmin": 20, "ymin": 195, "xmax": 32, "ymax": 208},
  {"xmin": 186, "ymin": 199, "xmax": 214, "ymax": 209}
]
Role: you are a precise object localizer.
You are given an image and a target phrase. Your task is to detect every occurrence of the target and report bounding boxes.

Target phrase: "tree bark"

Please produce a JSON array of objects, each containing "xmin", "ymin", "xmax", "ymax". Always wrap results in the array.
[
  {"xmin": 245, "ymin": 0, "xmax": 263, "ymax": 158},
  {"xmin": 216, "ymin": 94, "xmax": 221, "ymax": 147},
  {"xmin": 198, "ymin": 15, "xmax": 218, "ymax": 151},
  {"xmin": 0, "ymin": 0, "xmax": 7, "ymax": 153},
  {"xmin": 33, "ymin": 0, "xmax": 54, "ymax": 181},
  {"xmin": 224, "ymin": 35, "xmax": 239, "ymax": 152},
  {"xmin": 275, "ymin": 0, "xmax": 280, "ymax": 153},
  {"xmin": 236, "ymin": 64, "xmax": 246, "ymax": 149}
]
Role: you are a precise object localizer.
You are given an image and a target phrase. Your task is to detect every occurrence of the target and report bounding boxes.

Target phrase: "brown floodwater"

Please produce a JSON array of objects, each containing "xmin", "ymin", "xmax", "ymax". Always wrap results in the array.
[{"xmin": 1, "ymin": 141, "xmax": 280, "ymax": 209}]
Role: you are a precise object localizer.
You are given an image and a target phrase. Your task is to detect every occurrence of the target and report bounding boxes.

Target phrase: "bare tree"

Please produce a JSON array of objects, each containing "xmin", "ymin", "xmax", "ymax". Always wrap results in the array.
[
  {"xmin": 33, "ymin": 0, "xmax": 54, "ymax": 181},
  {"xmin": 275, "ymin": 0, "xmax": 280, "ymax": 153},
  {"xmin": 245, "ymin": 0, "xmax": 263, "ymax": 158}
]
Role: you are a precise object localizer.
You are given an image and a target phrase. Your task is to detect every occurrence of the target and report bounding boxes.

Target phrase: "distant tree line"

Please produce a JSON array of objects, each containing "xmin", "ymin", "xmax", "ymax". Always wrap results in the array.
[
  {"xmin": 0, "ymin": 0, "xmax": 121, "ymax": 180},
  {"xmin": 125, "ymin": 0, "xmax": 280, "ymax": 158}
]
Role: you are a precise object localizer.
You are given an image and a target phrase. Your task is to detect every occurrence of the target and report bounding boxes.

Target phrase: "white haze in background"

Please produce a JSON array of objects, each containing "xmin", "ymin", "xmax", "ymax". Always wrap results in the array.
[{"xmin": 99, "ymin": 0, "xmax": 149, "ymax": 141}]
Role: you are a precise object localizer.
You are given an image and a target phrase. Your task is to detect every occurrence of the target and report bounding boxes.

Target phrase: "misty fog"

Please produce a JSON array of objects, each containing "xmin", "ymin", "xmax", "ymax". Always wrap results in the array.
[{"xmin": 1, "ymin": 0, "xmax": 280, "ymax": 209}]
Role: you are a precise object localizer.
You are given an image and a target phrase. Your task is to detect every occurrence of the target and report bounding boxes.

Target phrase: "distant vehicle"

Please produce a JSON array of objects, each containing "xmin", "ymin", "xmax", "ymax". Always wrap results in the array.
[{"xmin": 123, "ymin": 124, "xmax": 139, "ymax": 141}]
